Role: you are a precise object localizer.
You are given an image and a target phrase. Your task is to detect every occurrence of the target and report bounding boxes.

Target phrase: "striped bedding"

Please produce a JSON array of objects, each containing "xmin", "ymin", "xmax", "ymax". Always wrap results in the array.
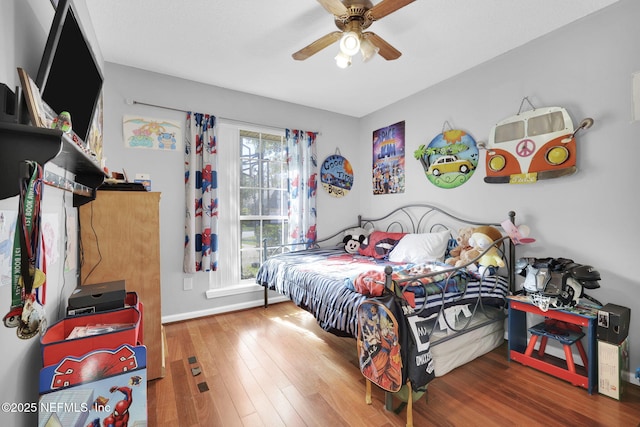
[{"xmin": 256, "ymin": 247, "xmax": 508, "ymax": 338}]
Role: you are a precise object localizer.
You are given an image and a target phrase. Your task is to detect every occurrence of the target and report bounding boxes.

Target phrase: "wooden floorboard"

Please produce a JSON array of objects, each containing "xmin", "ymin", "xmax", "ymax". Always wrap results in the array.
[{"xmin": 148, "ymin": 301, "xmax": 640, "ymax": 426}]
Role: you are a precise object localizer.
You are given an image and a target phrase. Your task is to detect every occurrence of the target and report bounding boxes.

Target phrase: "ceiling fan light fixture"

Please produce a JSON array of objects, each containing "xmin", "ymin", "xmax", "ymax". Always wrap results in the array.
[
  {"xmin": 339, "ymin": 31, "xmax": 361, "ymax": 56},
  {"xmin": 360, "ymin": 38, "xmax": 379, "ymax": 62},
  {"xmin": 335, "ymin": 52, "xmax": 352, "ymax": 68}
]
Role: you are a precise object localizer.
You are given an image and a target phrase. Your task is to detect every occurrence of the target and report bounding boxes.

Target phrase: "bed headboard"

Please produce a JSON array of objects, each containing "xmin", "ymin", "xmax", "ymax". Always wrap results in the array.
[
  {"xmin": 355, "ymin": 204, "xmax": 517, "ymax": 292},
  {"xmin": 264, "ymin": 203, "xmax": 517, "ymax": 292},
  {"xmin": 357, "ymin": 204, "xmax": 509, "ymax": 233}
]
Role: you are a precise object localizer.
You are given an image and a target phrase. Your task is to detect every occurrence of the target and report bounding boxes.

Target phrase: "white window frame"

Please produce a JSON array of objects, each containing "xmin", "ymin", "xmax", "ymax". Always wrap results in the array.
[{"xmin": 206, "ymin": 120, "xmax": 285, "ymax": 299}]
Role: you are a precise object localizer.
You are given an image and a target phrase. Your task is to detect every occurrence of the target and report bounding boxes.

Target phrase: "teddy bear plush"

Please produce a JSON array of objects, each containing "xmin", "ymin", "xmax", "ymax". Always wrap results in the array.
[
  {"xmin": 342, "ymin": 227, "xmax": 370, "ymax": 254},
  {"xmin": 468, "ymin": 225, "xmax": 505, "ymax": 274},
  {"xmin": 445, "ymin": 226, "xmax": 480, "ymax": 268}
]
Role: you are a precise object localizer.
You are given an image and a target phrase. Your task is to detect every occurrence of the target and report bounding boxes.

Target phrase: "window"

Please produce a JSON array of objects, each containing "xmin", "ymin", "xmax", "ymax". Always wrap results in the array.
[
  {"xmin": 494, "ymin": 120, "xmax": 524, "ymax": 143},
  {"xmin": 208, "ymin": 122, "xmax": 288, "ymax": 295},
  {"xmin": 527, "ymin": 111, "xmax": 565, "ymax": 136},
  {"xmin": 239, "ymin": 130, "xmax": 288, "ymax": 279}
]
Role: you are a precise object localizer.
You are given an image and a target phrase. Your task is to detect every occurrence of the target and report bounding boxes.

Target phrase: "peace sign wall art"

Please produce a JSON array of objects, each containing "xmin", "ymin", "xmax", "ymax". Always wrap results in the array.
[{"xmin": 482, "ymin": 100, "xmax": 593, "ymax": 184}]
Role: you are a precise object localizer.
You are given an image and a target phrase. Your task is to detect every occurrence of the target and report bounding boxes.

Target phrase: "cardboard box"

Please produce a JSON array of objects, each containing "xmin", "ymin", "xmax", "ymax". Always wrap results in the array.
[
  {"xmin": 597, "ymin": 303, "xmax": 630, "ymax": 344},
  {"xmin": 67, "ymin": 280, "xmax": 126, "ymax": 316},
  {"xmin": 598, "ymin": 339, "xmax": 629, "ymax": 400}
]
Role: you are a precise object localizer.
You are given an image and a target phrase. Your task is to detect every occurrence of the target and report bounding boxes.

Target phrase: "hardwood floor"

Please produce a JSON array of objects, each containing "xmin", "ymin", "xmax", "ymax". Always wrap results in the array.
[{"xmin": 148, "ymin": 301, "xmax": 640, "ymax": 426}]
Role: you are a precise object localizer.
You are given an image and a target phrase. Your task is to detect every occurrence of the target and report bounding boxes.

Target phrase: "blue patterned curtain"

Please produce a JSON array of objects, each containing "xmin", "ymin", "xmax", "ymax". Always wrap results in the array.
[
  {"xmin": 184, "ymin": 112, "xmax": 218, "ymax": 273},
  {"xmin": 286, "ymin": 129, "xmax": 318, "ymax": 247}
]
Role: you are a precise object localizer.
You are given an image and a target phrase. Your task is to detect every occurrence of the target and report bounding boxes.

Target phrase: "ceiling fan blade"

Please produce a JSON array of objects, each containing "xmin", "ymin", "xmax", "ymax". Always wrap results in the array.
[
  {"xmin": 316, "ymin": 0, "xmax": 349, "ymax": 17},
  {"xmin": 292, "ymin": 31, "xmax": 343, "ymax": 60},
  {"xmin": 367, "ymin": 0, "xmax": 416, "ymax": 21},
  {"xmin": 362, "ymin": 32, "xmax": 401, "ymax": 60}
]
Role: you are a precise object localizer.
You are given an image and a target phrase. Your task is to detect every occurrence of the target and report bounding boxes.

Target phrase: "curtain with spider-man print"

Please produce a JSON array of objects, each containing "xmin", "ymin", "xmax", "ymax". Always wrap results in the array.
[
  {"xmin": 184, "ymin": 112, "xmax": 218, "ymax": 273},
  {"xmin": 286, "ymin": 129, "xmax": 318, "ymax": 248}
]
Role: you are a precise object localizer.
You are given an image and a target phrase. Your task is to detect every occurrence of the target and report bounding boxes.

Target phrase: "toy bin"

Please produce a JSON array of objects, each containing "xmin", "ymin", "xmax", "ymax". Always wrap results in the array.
[
  {"xmin": 124, "ymin": 291, "xmax": 143, "ymax": 344},
  {"xmin": 41, "ymin": 306, "xmax": 141, "ymax": 367}
]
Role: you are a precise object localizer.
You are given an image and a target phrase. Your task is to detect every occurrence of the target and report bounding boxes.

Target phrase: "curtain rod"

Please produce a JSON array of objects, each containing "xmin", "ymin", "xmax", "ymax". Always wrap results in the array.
[{"xmin": 126, "ymin": 99, "xmax": 319, "ymax": 135}]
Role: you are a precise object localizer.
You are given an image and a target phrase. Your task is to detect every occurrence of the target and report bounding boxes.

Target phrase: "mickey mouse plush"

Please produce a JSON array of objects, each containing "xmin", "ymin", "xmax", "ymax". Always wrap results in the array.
[{"xmin": 342, "ymin": 228, "xmax": 370, "ymax": 254}]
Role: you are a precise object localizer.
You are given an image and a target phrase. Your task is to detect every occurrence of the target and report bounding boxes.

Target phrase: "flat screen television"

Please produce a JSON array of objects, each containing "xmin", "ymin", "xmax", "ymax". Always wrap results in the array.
[{"xmin": 35, "ymin": 0, "xmax": 103, "ymax": 145}]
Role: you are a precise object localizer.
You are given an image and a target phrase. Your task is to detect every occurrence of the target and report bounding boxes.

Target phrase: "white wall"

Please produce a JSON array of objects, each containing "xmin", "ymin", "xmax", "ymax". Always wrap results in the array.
[
  {"xmin": 0, "ymin": 2, "xmax": 103, "ymax": 426},
  {"xmin": 0, "ymin": 188, "xmax": 79, "ymax": 427},
  {"xmin": 2, "ymin": 3, "xmax": 639, "ymax": 425},
  {"xmin": 358, "ymin": 0, "xmax": 640, "ymax": 383},
  {"xmin": 103, "ymin": 0, "xmax": 639, "ymax": 383},
  {"xmin": 101, "ymin": 63, "xmax": 361, "ymax": 319}
]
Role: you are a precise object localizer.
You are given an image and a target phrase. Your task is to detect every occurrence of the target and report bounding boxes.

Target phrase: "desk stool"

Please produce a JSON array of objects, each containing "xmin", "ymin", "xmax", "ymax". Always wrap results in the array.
[{"xmin": 525, "ymin": 319, "xmax": 588, "ymax": 378}]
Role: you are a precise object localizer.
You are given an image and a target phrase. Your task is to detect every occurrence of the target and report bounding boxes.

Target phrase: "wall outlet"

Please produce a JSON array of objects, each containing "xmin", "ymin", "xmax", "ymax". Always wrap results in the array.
[{"xmin": 183, "ymin": 277, "xmax": 193, "ymax": 291}]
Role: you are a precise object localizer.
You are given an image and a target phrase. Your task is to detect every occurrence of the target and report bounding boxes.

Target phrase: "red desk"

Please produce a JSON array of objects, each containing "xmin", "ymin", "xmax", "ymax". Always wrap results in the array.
[{"xmin": 508, "ymin": 297, "xmax": 597, "ymax": 394}]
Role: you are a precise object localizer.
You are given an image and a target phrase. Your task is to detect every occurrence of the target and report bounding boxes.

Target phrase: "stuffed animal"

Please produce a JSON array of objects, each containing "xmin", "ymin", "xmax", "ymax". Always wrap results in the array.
[
  {"xmin": 468, "ymin": 225, "xmax": 505, "ymax": 274},
  {"xmin": 445, "ymin": 227, "xmax": 480, "ymax": 268},
  {"xmin": 342, "ymin": 227, "xmax": 370, "ymax": 254}
]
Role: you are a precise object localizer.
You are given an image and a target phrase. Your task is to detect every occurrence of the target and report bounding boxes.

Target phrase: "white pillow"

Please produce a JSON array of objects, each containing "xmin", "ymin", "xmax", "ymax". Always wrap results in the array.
[{"xmin": 388, "ymin": 230, "xmax": 450, "ymax": 263}]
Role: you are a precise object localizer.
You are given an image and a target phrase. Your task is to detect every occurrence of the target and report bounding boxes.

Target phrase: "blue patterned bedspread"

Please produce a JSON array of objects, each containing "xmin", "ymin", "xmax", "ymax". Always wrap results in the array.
[{"xmin": 255, "ymin": 247, "xmax": 508, "ymax": 338}]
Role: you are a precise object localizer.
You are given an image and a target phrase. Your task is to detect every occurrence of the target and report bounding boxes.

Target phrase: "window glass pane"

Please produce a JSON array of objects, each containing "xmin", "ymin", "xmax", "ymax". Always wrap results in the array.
[
  {"xmin": 494, "ymin": 121, "xmax": 524, "ymax": 143},
  {"xmin": 527, "ymin": 111, "xmax": 565, "ymax": 136},
  {"xmin": 240, "ymin": 188, "xmax": 259, "ymax": 215},
  {"xmin": 241, "ymin": 131, "xmax": 260, "ymax": 151},
  {"xmin": 239, "ymin": 129, "xmax": 287, "ymax": 280},
  {"xmin": 240, "ymin": 248, "xmax": 261, "ymax": 280},
  {"xmin": 262, "ymin": 133, "xmax": 285, "ymax": 161},
  {"xmin": 240, "ymin": 220, "xmax": 260, "ymax": 248},
  {"xmin": 277, "ymin": 189, "xmax": 287, "ymax": 216},
  {"xmin": 262, "ymin": 189, "xmax": 284, "ymax": 216},
  {"xmin": 263, "ymin": 219, "xmax": 285, "ymax": 247},
  {"xmin": 260, "ymin": 159, "xmax": 271, "ymax": 188},
  {"xmin": 267, "ymin": 161, "xmax": 286, "ymax": 189},
  {"xmin": 240, "ymin": 157, "xmax": 258, "ymax": 187}
]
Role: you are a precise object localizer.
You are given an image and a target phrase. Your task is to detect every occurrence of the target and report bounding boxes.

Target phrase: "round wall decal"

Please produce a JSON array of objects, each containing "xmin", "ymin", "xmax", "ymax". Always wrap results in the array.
[
  {"xmin": 321, "ymin": 154, "xmax": 353, "ymax": 198},
  {"xmin": 414, "ymin": 129, "xmax": 479, "ymax": 189}
]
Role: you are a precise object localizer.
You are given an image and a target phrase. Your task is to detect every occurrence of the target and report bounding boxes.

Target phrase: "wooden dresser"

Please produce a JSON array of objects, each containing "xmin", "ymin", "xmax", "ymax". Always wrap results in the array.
[{"xmin": 79, "ymin": 190, "xmax": 165, "ymax": 380}]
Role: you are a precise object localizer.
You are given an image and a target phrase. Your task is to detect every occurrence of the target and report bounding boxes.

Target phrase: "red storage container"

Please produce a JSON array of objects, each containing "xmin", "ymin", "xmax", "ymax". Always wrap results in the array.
[
  {"xmin": 125, "ymin": 291, "xmax": 144, "ymax": 344},
  {"xmin": 41, "ymin": 307, "xmax": 141, "ymax": 367}
]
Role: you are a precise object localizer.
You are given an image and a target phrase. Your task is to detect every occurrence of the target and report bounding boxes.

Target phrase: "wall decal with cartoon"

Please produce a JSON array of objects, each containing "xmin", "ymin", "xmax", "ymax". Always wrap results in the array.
[
  {"xmin": 321, "ymin": 152, "xmax": 353, "ymax": 198},
  {"xmin": 414, "ymin": 128, "xmax": 479, "ymax": 189}
]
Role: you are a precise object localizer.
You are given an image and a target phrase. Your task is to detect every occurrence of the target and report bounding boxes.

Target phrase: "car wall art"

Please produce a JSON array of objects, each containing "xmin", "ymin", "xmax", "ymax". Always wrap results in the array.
[
  {"xmin": 414, "ymin": 128, "xmax": 479, "ymax": 189},
  {"xmin": 483, "ymin": 101, "xmax": 593, "ymax": 184}
]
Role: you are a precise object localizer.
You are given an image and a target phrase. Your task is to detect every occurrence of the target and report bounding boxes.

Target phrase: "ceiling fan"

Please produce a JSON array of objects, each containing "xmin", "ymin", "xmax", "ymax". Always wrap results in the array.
[{"xmin": 292, "ymin": 0, "xmax": 416, "ymax": 67}]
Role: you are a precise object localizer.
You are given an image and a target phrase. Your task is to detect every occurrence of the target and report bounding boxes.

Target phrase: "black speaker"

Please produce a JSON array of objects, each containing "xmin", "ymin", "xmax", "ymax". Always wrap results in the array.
[
  {"xmin": 0, "ymin": 83, "xmax": 18, "ymax": 123},
  {"xmin": 597, "ymin": 303, "xmax": 630, "ymax": 344}
]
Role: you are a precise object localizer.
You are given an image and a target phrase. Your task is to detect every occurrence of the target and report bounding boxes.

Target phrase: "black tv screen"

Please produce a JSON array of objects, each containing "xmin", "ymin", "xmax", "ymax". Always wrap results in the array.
[{"xmin": 35, "ymin": 0, "xmax": 103, "ymax": 144}]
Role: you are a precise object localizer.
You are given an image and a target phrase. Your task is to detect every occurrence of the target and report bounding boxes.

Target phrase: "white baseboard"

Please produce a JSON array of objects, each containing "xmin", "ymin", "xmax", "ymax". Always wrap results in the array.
[{"xmin": 161, "ymin": 293, "xmax": 289, "ymax": 324}]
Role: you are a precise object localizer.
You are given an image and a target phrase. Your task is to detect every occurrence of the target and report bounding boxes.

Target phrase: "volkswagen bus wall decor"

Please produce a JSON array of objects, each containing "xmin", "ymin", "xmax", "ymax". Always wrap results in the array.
[{"xmin": 482, "ymin": 97, "xmax": 594, "ymax": 184}]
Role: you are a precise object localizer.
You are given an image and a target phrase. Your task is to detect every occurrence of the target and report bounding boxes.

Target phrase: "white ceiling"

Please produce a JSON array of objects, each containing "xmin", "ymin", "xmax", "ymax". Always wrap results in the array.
[{"xmin": 85, "ymin": 0, "xmax": 618, "ymax": 118}]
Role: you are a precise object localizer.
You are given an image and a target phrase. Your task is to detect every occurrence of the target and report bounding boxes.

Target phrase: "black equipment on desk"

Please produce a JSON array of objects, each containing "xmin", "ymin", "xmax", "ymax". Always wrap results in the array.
[{"xmin": 67, "ymin": 280, "xmax": 126, "ymax": 316}]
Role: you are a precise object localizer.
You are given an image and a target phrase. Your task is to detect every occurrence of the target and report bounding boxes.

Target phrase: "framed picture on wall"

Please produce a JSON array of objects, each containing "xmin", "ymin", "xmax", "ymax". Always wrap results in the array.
[
  {"xmin": 17, "ymin": 67, "xmax": 48, "ymax": 128},
  {"xmin": 372, "ymin": 120, "xmax": 405, "ymax": 195}
]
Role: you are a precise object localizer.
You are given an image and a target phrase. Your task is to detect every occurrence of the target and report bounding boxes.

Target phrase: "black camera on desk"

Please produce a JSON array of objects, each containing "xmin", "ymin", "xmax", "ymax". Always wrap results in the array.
[{"xmin": 67, "ymin": 280, "xmax": 126, "ymax": 316}]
